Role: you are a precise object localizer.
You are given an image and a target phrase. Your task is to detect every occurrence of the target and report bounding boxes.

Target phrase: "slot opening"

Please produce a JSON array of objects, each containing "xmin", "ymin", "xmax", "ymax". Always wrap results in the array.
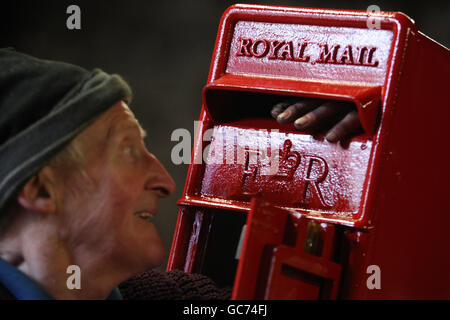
[
  {"xmin": 187, "ymin": 208, "xmax": 247, "ymax": 288},
  {"xmin": 203, "ymin": 87, "xmax": 380, "ymax": 138}
]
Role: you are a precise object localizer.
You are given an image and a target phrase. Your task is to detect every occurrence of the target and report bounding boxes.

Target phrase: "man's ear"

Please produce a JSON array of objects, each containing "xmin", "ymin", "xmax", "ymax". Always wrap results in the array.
[{"xmin": 16, "ymin": 169, "xmax": 57, "ymax": 214}]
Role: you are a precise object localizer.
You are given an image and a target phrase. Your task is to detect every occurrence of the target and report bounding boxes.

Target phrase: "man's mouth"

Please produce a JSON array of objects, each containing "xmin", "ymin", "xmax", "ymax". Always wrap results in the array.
[{"xmin": 134, "ymin": 210, "xmax": 156, "ymax": 222}]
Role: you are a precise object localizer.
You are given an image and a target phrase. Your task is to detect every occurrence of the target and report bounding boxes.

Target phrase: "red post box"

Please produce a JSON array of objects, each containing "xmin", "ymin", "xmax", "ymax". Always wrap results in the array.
[{"xmin": 167, "ymin": 4, "xmax": 450, "ymax": 299}]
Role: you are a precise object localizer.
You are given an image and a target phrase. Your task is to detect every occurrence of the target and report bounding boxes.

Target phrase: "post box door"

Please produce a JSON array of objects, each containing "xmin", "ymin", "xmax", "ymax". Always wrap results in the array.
[{"xmin": 232, "ymin": 198, "xmax": 342, "ymax": 300}]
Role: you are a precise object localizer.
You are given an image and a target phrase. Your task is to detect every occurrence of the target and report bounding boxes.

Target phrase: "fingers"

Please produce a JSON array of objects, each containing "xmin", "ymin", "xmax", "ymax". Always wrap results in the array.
[
  {"xmin": 272, "ymin": 100, "xmax": 321, "ymax": 124},
  {"xmin": 270, "ymin": 99, "xmax": 361, "ymax": 142},
  {"xmin": 325, "ymin": 109, "xmax": 361, "ymax": 142},
  {"xmin": 293, "ymin": 101, "xmax": 344, "ymax": 130},
  {"xmin": 271, "ymin": 101, "xmax": 290, "ymax": 119}
]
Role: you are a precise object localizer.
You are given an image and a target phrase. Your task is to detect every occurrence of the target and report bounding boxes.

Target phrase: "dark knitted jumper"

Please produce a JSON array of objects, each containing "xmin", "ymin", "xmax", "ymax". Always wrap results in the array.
[
  {"xmin": 0, "ymin": 269, "xmax": 231, "ymax": 300},
  {"xmin": 118, "ymin": 269, "xmax": 232, "ymax": 300}
]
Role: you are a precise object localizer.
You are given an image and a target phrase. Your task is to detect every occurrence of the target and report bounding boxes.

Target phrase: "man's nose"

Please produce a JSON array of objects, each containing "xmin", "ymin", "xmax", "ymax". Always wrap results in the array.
[{"xmin": 144, "ymin": 153, "xmax": 176, "ymax": 197}]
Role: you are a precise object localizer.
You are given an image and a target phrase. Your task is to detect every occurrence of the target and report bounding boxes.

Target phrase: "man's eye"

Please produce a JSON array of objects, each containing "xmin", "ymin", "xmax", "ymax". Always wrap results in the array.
[
  {"xmin": 123, "ymin": 147, "xmax": 132, "ymax": 155},
  {"xmin": 123, "ymin": 145, "xmax": 139, "ymax": 157}
]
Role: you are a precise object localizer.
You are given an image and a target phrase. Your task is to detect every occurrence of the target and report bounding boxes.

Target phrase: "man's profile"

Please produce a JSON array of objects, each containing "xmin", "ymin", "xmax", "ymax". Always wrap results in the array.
[{"xmin": 0, "ymin": 49, "xmax": 228, "ymax": 300}]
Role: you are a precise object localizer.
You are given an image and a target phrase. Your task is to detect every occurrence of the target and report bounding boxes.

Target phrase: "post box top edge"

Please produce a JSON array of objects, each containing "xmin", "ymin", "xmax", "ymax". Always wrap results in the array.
[
  {"xmin": 207, "ymin": 4, "xmax": 420, "ymax": 89},
  {"xmin": 221, "ymin": 3, "xmax": 417, "ymax": 31}
]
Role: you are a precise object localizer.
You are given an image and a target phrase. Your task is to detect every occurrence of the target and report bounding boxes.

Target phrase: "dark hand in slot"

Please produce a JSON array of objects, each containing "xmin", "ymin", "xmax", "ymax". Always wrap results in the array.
[{"xmin": 271, "ymin": 99, "xmax": 362, "ymax": 142}]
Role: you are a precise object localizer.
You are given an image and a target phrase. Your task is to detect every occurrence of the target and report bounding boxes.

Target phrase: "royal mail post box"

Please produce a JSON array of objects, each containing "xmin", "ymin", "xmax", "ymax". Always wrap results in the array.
[{"xmin": 167, "ymin": 4, "xmax": 450, "ymax": 299}]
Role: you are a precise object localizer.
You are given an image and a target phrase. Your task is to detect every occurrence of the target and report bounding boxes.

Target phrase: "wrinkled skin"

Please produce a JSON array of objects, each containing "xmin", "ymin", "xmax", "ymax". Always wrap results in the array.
[
  {"xmin": 55, "ymin": 101, "xmax": 176, "ymax": 273},
  {"xmin": 0, "ymin": 100, "xmax": 176, "ymax": 299}
]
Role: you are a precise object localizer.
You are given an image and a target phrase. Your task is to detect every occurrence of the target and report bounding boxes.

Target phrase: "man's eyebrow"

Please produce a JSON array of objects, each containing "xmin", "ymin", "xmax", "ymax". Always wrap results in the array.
[
  {"xmin": 106, "ymin": 120, "xmax": 147, "ymax": 142},
  {"xmin": 120, "ymin": 120, "xmax": 148, "ymax": 139},
  {"xmin": 138, "ymin": 124, "xmax": 147, "ymax": 138},
  {"xmin": 133, "ymin": 119, "xmax": 147, "ymax": 138}
]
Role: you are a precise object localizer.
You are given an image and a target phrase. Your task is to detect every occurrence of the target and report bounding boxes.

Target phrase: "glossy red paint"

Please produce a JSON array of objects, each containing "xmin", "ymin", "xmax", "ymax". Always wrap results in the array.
[{"xmin": 167, "ymin": 4, "xmax": 450, "ymax": 299}]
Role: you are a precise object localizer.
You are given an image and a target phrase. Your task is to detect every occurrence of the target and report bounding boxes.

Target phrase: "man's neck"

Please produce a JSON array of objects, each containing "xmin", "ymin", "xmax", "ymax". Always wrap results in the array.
[{"xmin": 0, "ymin": 215, "xmax": 129, "ymax": 300}]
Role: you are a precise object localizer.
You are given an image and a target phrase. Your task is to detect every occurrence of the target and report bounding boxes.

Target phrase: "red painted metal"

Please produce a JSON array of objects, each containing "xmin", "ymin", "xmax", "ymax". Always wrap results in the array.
[
  {"xmin": 167, "ymin": 4, "xmax": 450, "ymax": 299},
  {"xmin": 232, "ymin": 198, "xmax": 342, "ymax": 299}
]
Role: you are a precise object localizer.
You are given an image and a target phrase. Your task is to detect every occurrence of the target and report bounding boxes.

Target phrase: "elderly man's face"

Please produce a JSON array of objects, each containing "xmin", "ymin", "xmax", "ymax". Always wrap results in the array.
[{"xmin": 54, "ymin": 101, "xmax": 175, "ymax": 272}]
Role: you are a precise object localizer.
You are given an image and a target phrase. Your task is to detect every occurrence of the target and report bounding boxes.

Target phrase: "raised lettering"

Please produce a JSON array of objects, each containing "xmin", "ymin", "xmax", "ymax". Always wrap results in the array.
[
  {"xmin": 272, "ymin": 140, "xmax": 300, "ymax": 179},
  {"xmin": 303, "ymin": 156, "xmax": 331, "ymax": 208},
  {"xmin": 294, "ymin": 42, "xmax": 310, "ymax": 62},
  {"xmin": 268, "ymin": 40, "xmax": 285, "ymax": 60},
  {"xmin": 278, "ymin": 41, "xmax": 295, "ymax": 61},
  {"xmin": 251, "ymin": 39, "xmax": 269, "ymax": 58},
  {"xmin": 339, "ymin": 45, "xmax": 354, "ymax": 65},
  {"xmin": 356, "ymin": 46, "xmax": 367, "ymax": 64},
  {"xmin": 315, "ymin": 44, "xmax": 340, "ymax": 64},
  {"xmin": 235, "ymin": 37, "xmax": 379, "ymax": 68},
  {"xmin": 242, "ymin": 148, "xmax": 260, "ymax": 182},
  {"xmin": 356, "ymin": 46, "xmax": 379, "ymax": 67},
  {"xmin": 365, "ymin": 47, "xmax": 379, "ymax": 66},
  {"xmin": 236, "ymin": 38, "xmax": 252, "ymax": 57}
]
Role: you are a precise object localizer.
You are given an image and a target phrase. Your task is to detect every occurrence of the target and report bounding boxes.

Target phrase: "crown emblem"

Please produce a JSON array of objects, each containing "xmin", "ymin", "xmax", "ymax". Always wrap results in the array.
[{"xmin": 272, "ymin": 140, "xmax": 300, "ymax": 179}]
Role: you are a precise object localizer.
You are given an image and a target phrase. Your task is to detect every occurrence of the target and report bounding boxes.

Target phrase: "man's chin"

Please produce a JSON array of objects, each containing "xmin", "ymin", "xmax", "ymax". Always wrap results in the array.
[
  {"xmin": 136, "ymin": 233, "xmax": 166, "ymax": 270},
  {"xmin": 147, "ymin": 241, "xmax": 166, "ymax": 268},
  {"xmin": 126, "ymin": 223, "xmax": 167, "ymax": 271}
]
